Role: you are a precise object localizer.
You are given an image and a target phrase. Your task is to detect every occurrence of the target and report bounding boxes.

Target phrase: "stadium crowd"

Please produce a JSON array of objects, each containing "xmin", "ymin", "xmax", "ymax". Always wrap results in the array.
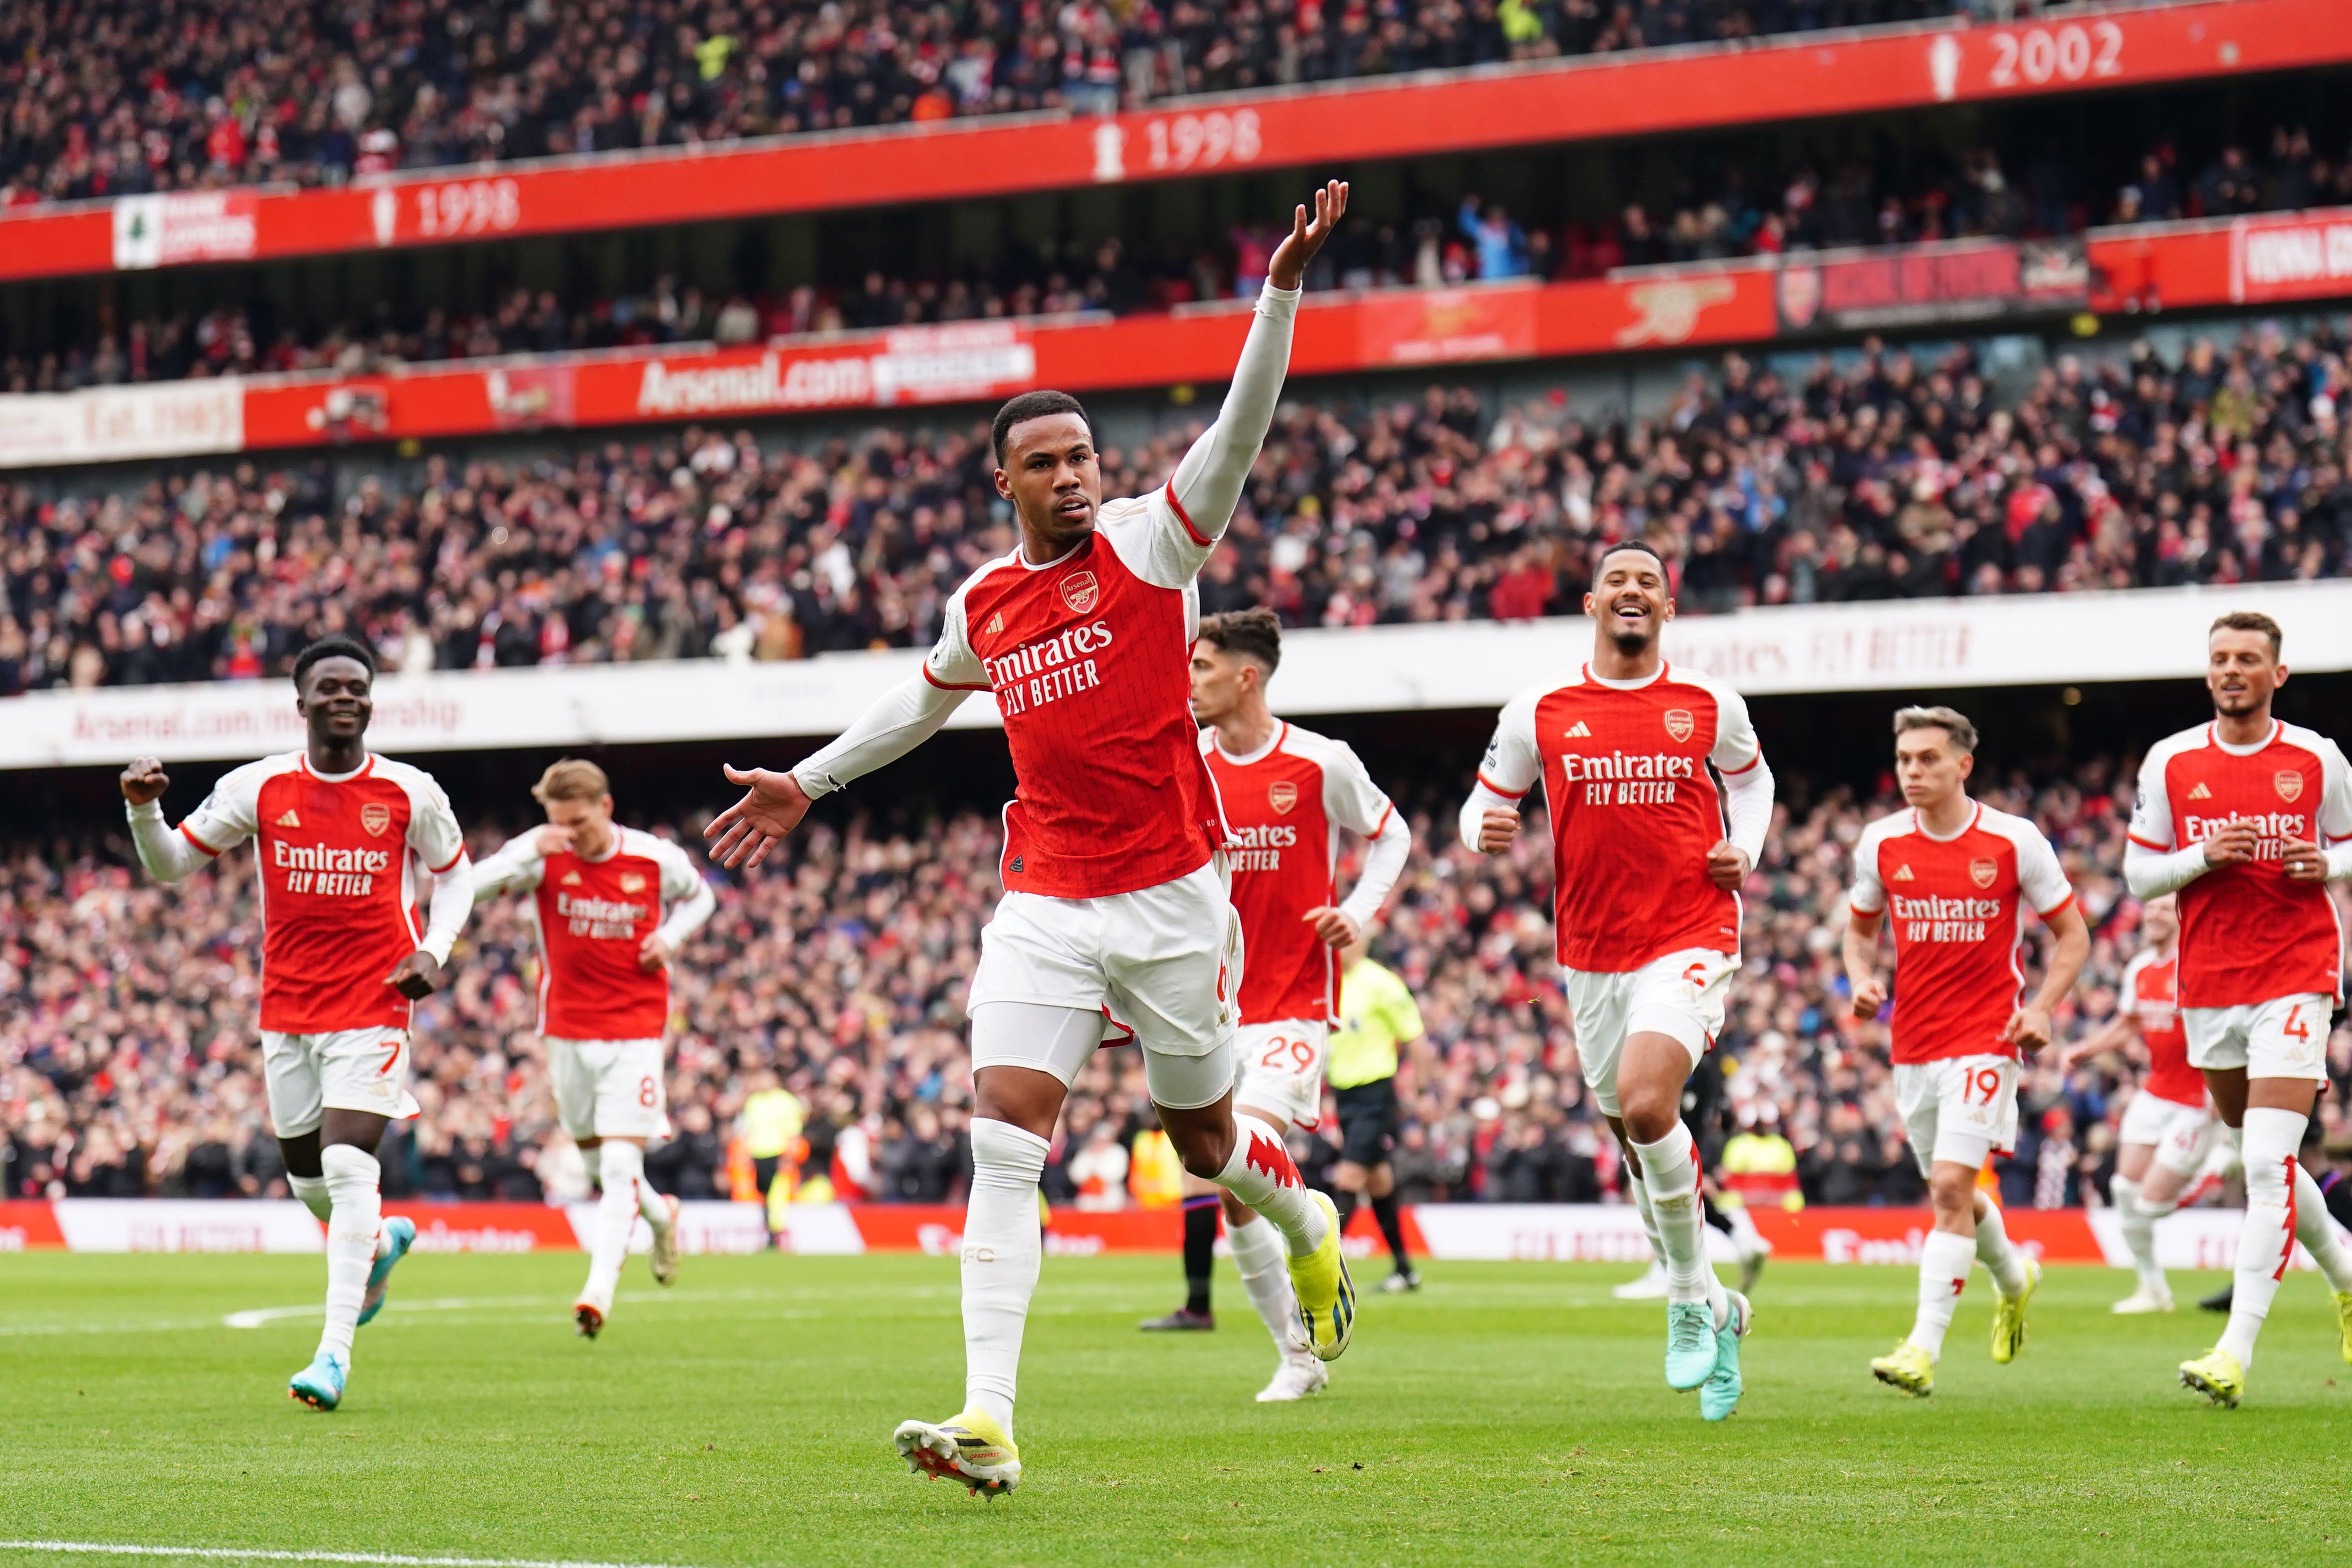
[
  {"xmin": 7, "ymin": 759, "xmax": 2352, "ymax": 1211},
  {"xmin": 8, "ymin": 127, "xmax": 2347, "ymax": 394},
  {"xmin": 6, "ymin": 0, "xmax": 2093, "ymax": 207},
  {"xmin": 4, "ymin": 312, "xmax": 2351, "ymax": 695}
]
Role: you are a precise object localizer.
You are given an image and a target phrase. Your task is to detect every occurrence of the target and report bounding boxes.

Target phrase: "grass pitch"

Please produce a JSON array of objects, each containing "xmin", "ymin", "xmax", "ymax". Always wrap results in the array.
[{"xmin": 3, "ymin": 1251, "xmax": 2348, "ymax": 1567}]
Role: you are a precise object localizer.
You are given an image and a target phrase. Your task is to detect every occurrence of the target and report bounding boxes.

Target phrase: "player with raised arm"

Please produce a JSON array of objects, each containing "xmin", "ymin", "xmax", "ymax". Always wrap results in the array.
[
  {"xmin": 1139, "ymin": 608, "xmax": 1412, "ymax": 1403},
  {"xmin": 2124, "ymin": 611, "xmax": 2352, "ymax": 1406},
  {"xmin": 1459, "ymin": 539, "xmax": 1775, "ymax": 1422},
  {"xmin": 1843, "ymin": 708, "xmax": 2090, "ymax": 1397},
  {"xmin": 2060, "ymin": 893, "xmax": 2217, "ymax": 1314},
  {"xmin": 118, "ymin": 635, "xmax": 471, "ymax": 1411},
  {"xmin": 704, "ymin": 181, "xmax": 1354, "ymax": 1495},
  {"xmin": 470, "ymin": 759, "xmax": 718, "ymax": 1338}
]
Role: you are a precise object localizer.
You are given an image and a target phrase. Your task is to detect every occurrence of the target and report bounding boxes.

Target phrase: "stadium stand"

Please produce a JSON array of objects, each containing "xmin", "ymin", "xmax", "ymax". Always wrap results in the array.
[
  {"xmin": 6, "ymin": 759, "xmax": 2348, "ymax": 1209},
  {"xmin": 7, "ymin": 128, "xmax": 2347, "ymax": 392},
  {"xmin": 2, "ymin": 0, "xmax": 2030, "ymax": 205},
  {"xmin": 4, "ymin": 313, "xmax": 2347, "ymax": 693}
]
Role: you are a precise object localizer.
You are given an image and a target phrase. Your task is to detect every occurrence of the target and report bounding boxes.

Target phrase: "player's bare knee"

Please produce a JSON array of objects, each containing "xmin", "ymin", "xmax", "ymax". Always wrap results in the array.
[
  {"xmin": 1175, "ymin": 1128, "xmax": 1235, "ymax": 1180},
  {"xmin": 1928, "ymin": 1166, "xmax": 1976, "ymax": 1222}
]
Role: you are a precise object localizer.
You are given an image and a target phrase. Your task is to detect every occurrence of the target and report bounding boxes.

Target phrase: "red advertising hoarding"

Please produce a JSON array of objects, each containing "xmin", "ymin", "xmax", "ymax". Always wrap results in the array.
[{"xmin": 0, "ymin": 0, "xmax": 2338, "ymax": 284}]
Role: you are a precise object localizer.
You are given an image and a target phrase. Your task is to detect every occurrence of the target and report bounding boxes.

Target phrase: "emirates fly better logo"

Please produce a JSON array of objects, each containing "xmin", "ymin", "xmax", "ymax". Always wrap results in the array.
[{"xmin": 1059, "ymin": 571, "xmax": 1099, "ymax": 614}]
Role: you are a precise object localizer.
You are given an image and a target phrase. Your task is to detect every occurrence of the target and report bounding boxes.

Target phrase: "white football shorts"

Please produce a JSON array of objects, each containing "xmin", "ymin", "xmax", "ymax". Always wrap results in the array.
[
  {"xmin": 1560, "ymin": 946, "xmax": 1735, "ymax": 1118},
  {"xmin": 968, "ymin": 857, "xmax": 1242, "ymax": 1112},
  {"xmin": 261, "ymin": 1026, "xmax": 418, "ymax": 1138},
  {"xmin": 546, "ymin": 1036, "xmax": 670, "ymax": 1141},
  {"xmin": 2184, "ymin": 993, "xmax": 2332, "ymax": 1083},
  {"xmin": 2117, "ymin": 1087, "xmax": 2217, "ymax": 1178},
  {"xmin": 1893, "ymin": 1053, "xmax": 2018, "ymax": 1177},
  {"xmin": 1232, "ymin": 1020, "xmax": 1330, "ymax": 1131}
]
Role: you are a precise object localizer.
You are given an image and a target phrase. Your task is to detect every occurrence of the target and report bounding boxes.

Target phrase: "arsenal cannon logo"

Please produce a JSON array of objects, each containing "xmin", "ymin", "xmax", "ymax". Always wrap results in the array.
[
  {"xmin": 1969, "ymin": 857, "xmax": 1998, "ymax": 889},
  {"xmin": 1268, "ymin": 780, "xmax": 1298, "ymax": 815},
  {"xmin": 1663, "ymin": 709, "xmax": 1695, "ymax": 743},
  {"xmin": 1059, "ymin": 570, "xmax": 1100, "ymax": 614},
  {"xmin": 360, "ymin": 802, "xmax": 393, "ymax": 836},
  {"xmin": 2276, "ymin": 770, "xmax": 2306, "ymax": 803}
]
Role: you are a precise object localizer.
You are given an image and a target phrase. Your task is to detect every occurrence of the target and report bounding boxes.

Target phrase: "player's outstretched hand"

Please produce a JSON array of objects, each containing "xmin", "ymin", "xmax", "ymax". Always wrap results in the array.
[
  {"xmin": 387, "ymin": 951, "xmax": 444, "ymax": 1000},
  {"xmin": 706, "ymin": 765, "xmax": 813, "ymax": 870},
  {"xmin": 638, "ymin": 932, "xmax": 674, "ymax": 973},
  {"xmin": 2202, "ymin": 820, "xmax": 2260, "ymax": 866},
  {"xmin": 120, "ymin": 756, "xmax": 169, "ymax": 805},
  {"xmin": 1850, "ymin": 974, "xmax": 1887, "ymax": 1020},
  {"xmin": 1303, "ymin": 906, "xmax": 1360, "ymax": 948},
  {"xmin": 2004, "ymin": 1004, "xmax": 2053, "ymax": 1053},
  {"xmin": 1268, "ymin": 180, "xmax": 1350, "ymax": 291},
  {"xmin": 1476, "ymin": 806, "xmax": 1520, "ymax": 855},
  {"xmin": 1705, "ymin": 838, "xmax": 1752, "ymax": 890},
  {"xmin": 2280, "ymin": 835, "xmax": 2328, "ymax": 881}
]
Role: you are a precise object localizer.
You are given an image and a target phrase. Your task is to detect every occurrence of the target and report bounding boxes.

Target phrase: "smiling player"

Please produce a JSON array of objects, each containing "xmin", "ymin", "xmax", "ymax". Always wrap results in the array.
[{"xmin": 119, "ymin": 635, "xmax": 472, "ymax": 1411}]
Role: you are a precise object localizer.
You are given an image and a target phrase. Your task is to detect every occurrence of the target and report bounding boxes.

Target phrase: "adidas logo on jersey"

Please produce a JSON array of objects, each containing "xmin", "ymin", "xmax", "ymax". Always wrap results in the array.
[
  {"xmin": 274, "ymin": 809, "xmax": 301, "ymax": 827},
  {"xmin": 1893, "ymin": 864, "xmax": 1915, "ymax": 881},
  {"xmin": 2187, "ymin": 782, "xmax": 2212, "ymax": 800},
  {"xmin": 561, "ymin": 871, "xmax": 584, "ymax": 886},
  {"xmin": 983, "ymin": 611, "xmax": 1005, "ymax": 636},
  {"xmin": 1563, "ymin": 721, "xmax": 1592, "ymax": 738}
]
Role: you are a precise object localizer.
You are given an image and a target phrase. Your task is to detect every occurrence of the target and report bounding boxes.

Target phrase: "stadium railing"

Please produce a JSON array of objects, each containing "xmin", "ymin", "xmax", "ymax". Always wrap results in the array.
[
  {"xmin": 4, "ymin": 204, "xmax": 2350, "ymax": 471},
  {"xmin": 0, "ymin": 0, "xmax": 2336, "ymax": 286}
]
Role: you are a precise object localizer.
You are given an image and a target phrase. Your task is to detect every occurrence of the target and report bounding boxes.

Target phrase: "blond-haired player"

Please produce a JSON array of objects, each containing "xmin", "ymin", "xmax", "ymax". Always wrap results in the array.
[
  {"xmin": 472, "ymin": 759, "xmax": 716, "ymax": 1336},
  {"xmin": 2060, "ymin": 894, "xmax": 2217, "ymax": 1313},
  {"xmin": 1845, "ymin": 707, "xmax": 2089, "ymax": 1397},
  {"xmin": 2124, "ymin": 610, "xmax": 2352, "ymax": 1405}
]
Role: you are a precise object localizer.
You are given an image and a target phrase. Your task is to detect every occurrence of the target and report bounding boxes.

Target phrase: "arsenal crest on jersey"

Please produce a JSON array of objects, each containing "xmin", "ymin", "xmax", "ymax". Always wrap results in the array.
[
  {"xmin": 360, "ymin": 802, "xmax": 392, "ymax": 836},
  {"xmin": 1268, "ymin": 780, "xmax": 1297, "ymax": 815},
  {"xmin": 620, "ymin": 872, "xmax": 646, "ymax": 893},
  {"xmin": 2276, "ymin": 770, "xmax": 2305, "ymax": 803},
  {"xmin": 1663, "ymin": 708, "xmax": 1695, "ymax": 744},
  {"xmin": 1059, "ymin": 570, "xmax": 1099, "ymax": 614},
  {"xmin": 1969, "ymin": 857, "xmax": 1998, "ymax": 888}
]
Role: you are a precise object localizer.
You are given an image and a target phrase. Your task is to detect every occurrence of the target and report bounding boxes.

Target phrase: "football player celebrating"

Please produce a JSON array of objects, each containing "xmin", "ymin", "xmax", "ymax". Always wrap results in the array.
[
  {"xmin": 471, "ymin": 759, "xmax": 716, "ymax": 1337},
  {"xmin": 2125, "ymin": 611, "xmax": 2352, "ymax": 1406},
  {"xmin": 1461, "ymin": 540, "xmax": 1774, "ymax": 1421},
  {"xmin": 120, "ymin": 635, "xmax": 471, "ymax": 1410},
  {"xmin": 706, "ymin": 181, "xmax": 1355, "ymax": 1494},
  {"xmin": 1141, "ymin": 608, "xmax": 1410, "ymax": 1404},
  {"xmin": 1845, "ymin": 707, "xmax": 2088, "ymax": 1397}
]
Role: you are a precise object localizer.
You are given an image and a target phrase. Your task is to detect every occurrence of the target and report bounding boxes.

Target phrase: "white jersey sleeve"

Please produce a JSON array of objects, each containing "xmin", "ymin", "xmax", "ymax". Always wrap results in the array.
[
  {"xmin": 1315, "ymin": 737, "xmax": 1397, "ymax": 839},
  {"xmin": 470, "ymin": 833, "xmax": 550, "ymax": 902},
  {"xmin": 2118, "ymin": 948, "xmax": 2157, "ymax": 1020},
  {"xmin": 645, "ymin": 831, "xmax": 719, "ymax": 948},
  {"xmin": 922, "ymin": 582, "xmax": 992, "ymax": 692},
  {"xmin": 1705, "ymin": 678, "xmax": 1764, "ymax": 777},
  {"xmin": 1459, "ymin": 684, "xmax": 1546, "ymax": 851},
  {"xmin": 2125, "ymin": 734, "xmax": 2185, "ymax": 851},
  {"xmin": 386, "ymin": 761, "xmax": 468, "ymax": 874},
  {"xmin": 1987, "ymin": 806, "xmax": 2075, "ymax": 917},
  {"xmin": 1847, "ymin": 812, "xmax": 1900, "ymax": 916},
  {"xmin": 177, "ymin": 756, "xmax": 281, "ymax": 856}
]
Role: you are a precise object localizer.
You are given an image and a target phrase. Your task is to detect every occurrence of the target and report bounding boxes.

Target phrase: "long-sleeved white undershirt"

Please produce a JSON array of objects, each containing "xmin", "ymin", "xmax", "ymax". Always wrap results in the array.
[
  {"xmin": 1336, "ymin": 806, "xmax": 1413, "ymax": 932},
  {"xmin": 2125, "ymin": 836, "xmax": 2352, "ymax": 897},
  {"xmin": 126, "ymin": 796, "xmax": 473, "ymax": 964},
  {"xmin": 1456, "ymin": 753, "xmax": 1776, "ymax": 870},
  {"xmin": 792, "ymin": 675, "xmax": 973, "ymax": 799}
]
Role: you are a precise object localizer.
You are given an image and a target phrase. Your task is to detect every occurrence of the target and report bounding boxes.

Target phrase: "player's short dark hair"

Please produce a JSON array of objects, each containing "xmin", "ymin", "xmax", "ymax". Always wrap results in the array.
[
  {"xmin": 291, "ymin": 634, "xmax": 377, "ymax": 690},
  {"xmin": 2210, "ymin": 609, "xmax": 2283, "ymax": 657},
  {"xmin": 992, "ymin": 390, "xmax": 1092, "ymax": 465},
  {"xmin": 1197, "ymin": 607, "xmax": 1283, "ymax": 674},
  {"xmin": 1893, "ymin": 705, "xmax": 1977, "ymax": 757},
  {"xmin": 1591, "ymin": 537, "xmax": 1671, "ymax": 591}
]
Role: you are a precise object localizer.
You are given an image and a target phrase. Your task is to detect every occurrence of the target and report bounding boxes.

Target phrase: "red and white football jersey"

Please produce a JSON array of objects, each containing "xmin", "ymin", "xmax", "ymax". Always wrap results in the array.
[
  {"xmin": 1204, "ymin": 721, "xmax": 1398, "ymax": 1026},
  {"xmin": 175, "ymin": 752, "xmax": 466, "ymax": 1033},
  {"xmin": 2127, "ymin": 720, "xmax": 2352, "ymax": 1008},
  {"xmin": 1477, "ymin": 662, "xmax": 1761, "ymax": 973},
  {"xmin": 1849, "ymin": 801, "xmax": 2075, "ymax": 1065},
  {"xmin": 2120, "ymin": 947, "xmax": 2201, "ymax": 1107},
  {"xmin": 924, "ymin": 483, "xmax": 1230, "ymax": 899},
  {"xmin": 491, "ymin": 828, "xmax": 707, "ymax": 1041}
]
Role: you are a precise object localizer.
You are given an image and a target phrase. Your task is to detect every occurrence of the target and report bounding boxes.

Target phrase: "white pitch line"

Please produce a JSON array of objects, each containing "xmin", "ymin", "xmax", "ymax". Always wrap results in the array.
[{"xmin": 0, "ymin": 1542, "xmax": 701, "ymax": 1568}]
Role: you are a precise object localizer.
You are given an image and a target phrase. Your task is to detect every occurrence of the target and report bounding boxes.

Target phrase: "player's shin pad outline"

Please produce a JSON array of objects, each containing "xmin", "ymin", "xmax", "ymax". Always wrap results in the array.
[{"xmin": 0, "ymin": 1543, "xmax": 703, "ymax": 1568}]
